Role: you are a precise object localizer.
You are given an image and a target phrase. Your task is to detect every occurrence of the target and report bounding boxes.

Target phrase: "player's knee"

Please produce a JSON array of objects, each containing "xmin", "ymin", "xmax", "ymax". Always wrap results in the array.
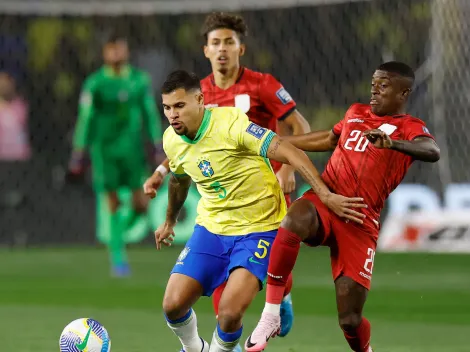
[
  {"xmin": 280, "ymin": 199, "xmax": 319, "ymax": 241},
  {"xmin": 106, "ymin": 192, "xmax": 120, "ymax": 213},
  {"xmin": 217, "ymin": 305, "xmax": 243, "ymax": 332},
  {"xmin": 162, "ymin": 295, "xmax": 187, "ymax": 321},
  {"xmin": 338, "ymin": 313, "xmax": 362, "ymax": 333}
]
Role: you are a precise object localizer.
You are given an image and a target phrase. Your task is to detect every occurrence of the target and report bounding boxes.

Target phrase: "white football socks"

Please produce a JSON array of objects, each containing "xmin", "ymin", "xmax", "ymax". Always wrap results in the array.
[
  {"xmin": 263, "ymin": 302, "xmax": 281, "ymax": 315},
  {"xmin": 166, "ymin": 309, "xmax": 204, "ymax": 352}
]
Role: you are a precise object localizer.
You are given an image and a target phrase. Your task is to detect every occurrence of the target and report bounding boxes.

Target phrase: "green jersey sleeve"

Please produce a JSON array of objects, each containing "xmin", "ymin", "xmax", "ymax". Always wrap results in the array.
[
  {"xmin": 72, "ymin": 76, "xmax": 97, "ymax": 150},
  {"xmin": 140, "ymin": 73, "xmax": 162, "ymax": 144}
]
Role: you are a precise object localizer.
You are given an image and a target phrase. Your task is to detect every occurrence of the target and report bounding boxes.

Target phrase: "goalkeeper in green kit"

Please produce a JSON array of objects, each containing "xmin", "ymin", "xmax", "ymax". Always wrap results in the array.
[{"xmin": 68, "ymin": 33, "xmax": 162, "ymax": 277}]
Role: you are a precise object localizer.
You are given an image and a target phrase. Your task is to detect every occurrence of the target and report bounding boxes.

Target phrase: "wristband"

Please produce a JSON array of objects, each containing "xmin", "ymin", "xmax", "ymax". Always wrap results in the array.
[{"xmin": 155, "ymin": 164, "xmax": 168, "ymax": 178}]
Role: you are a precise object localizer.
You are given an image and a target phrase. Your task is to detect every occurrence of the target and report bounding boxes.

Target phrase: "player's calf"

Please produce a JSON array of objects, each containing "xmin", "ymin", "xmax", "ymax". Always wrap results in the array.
[
  {"xmin": 163, "ymin": 274, "xmax": 206, "ymax": 352},
  {"xmin": 265, "ymin": 199, "xmax": 320, "ymax": 306},
  {"xmin": 210, "ymin": 268, "xmax": 259, "ymax": 351},
  {"xmin": 335, "ymin": 276, "xmax": 371, "ymax": 352}
]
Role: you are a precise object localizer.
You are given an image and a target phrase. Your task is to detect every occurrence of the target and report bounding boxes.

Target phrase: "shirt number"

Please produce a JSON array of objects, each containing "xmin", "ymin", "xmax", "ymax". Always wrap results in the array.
[
  {"xmin": 210, "ymin": 181, "xmax": 227, "ymax": 199},
  {"xmin": 344, "ymin": 130, "xmax": 369, "ymax": 152}
]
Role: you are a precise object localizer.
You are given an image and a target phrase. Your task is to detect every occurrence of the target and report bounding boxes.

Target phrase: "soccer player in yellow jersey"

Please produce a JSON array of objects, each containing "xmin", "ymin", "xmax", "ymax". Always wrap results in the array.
[{"xmin": 144, "ymin": 70, "xmax": 366, "ymax": 352}]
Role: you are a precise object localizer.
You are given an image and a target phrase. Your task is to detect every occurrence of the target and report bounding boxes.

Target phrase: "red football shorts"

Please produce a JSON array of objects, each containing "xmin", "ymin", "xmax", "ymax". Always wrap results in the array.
[{"xmin": 300, "ymin": 190, "xmax": 379, "ymax": 290}]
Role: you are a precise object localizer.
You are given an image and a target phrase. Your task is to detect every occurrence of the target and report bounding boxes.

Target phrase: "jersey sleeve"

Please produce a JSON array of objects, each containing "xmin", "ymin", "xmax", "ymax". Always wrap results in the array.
[
  {"xmin": 332, "ymin": 104, "xmax": 358, "ymax": 137},
  {"xmin": 72, "ymin": 76, "xmax": 97, "ymax": 150},
  {"xmin": 168, "ymin": 158, "xmax": 187, "ymax": 177},
  {"xmin": 228, "ymin": 109, "xmax": 277, "ymax": 157},
  {"xmin": 162, "ymin": 132, "xmax": 187, "ymax": 177},
  {"xmin": 259, "ymin": 74, "xmax": 296, "ymax": 121},
  {"xmin": 332, "ymin": 119, "xmax": 344, "ymax": 136},
  {"xmin": 405, "ymin": 119, "xmax": 435, "ymax": 141}
]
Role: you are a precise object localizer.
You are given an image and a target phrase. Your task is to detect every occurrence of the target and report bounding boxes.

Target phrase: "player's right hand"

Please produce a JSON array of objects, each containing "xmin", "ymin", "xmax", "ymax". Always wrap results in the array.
[
  {"xmin": 324, "ymin": 193, "xmax": 367, "ymax": 224},
  {"xmin": 154, "ymin": 222, "xmax": 176, "ymax": 250},
  {"xmin": 143, "ymin": 172, "xmax": 164, "ymax": 199}
]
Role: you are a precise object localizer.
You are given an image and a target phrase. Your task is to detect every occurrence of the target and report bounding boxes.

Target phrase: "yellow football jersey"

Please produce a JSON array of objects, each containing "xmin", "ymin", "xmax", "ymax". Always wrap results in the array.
[{"xmin": 163, "ymin": 107, "xmax": 286, "ymax": 236}]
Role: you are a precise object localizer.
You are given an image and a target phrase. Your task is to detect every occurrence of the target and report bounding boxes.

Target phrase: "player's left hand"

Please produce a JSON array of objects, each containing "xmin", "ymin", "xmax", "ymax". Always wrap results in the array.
[
  {"xmin": 154, "ymin": 221, "xmax": 176, "ymax": 250},
  {"xmin": 276, "ymin": 165, "xmax": 296, "ymax": 194},
  {"xmin": 323, "ymin": 193, "xmax": 367, "ymax": 224},
  {"xmin": 363, "ymin": 129, "xmax": 393, "ymax": 149}
]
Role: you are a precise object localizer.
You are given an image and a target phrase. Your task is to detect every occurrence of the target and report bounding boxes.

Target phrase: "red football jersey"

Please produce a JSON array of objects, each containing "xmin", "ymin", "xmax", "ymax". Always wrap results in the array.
[
  {"xmin": 201, "ymin": 67, "xmax": 297, "ymax": 173},
  {"xmin": 322, "ymin": 103, "xmax": 435, "ymax": 230}
]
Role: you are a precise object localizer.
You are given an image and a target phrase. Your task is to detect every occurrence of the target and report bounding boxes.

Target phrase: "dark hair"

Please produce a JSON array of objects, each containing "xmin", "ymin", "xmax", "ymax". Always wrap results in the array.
[
  {"xmin": 377, "ymin": 61, "xmax": 415, "ymax": 81},
  {"xmin": 201, "ymin": 12, "xmax": 248, "ymax": 41},
  {"xmin": 161, "ymin": 70, "xmax": 201, "ymax": 94},
  {"xmin": 105, "ymin": 31, "xmax": 127, "ymax": 44}
]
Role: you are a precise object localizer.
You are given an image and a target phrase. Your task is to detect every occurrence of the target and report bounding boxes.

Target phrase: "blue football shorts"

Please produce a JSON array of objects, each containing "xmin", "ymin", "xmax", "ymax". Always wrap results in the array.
[{"xmin": 170, "ymin": 224, "xmax": 278, "ymax": 296}]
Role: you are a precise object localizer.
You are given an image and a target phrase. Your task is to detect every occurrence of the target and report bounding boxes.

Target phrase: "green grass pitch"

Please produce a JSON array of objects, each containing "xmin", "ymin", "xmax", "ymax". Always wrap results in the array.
[{"xmin": 1, "ymin": 246, "xmax": 469, "ymax": 351}]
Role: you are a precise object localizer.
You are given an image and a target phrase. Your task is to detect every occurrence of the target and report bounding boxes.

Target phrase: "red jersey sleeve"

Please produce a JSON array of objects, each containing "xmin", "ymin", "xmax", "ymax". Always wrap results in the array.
[
  {"xmin": 404, "ymin": 118, "xmax": 435, "ymax": 141},
  {"xmin": 332, "ymin": 104, "xmax": 358, "ymax": 136},
  {"xmin": 332, "ymin": 119, "xmax": 344, "ymax": 136},
  {"xmin": 259, "ymin": 74, "xmax": 296, "ymax": 120}
]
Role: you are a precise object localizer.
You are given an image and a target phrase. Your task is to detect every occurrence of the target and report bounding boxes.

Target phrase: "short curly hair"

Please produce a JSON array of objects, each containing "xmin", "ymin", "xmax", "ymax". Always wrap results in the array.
[{"xmin": 201, "ymin": 12, "xmax": 248, "ymax": 42}]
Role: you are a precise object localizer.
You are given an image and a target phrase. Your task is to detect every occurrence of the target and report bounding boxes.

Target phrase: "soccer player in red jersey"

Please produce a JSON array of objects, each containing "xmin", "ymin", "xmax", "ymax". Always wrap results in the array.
[
  {"xmin": 147, "ymin": 12, "xmax": 310, "ymax": 344},
  {"xmin": 245, "ymin": 61, "xmax": 441, "ymax": 352}
]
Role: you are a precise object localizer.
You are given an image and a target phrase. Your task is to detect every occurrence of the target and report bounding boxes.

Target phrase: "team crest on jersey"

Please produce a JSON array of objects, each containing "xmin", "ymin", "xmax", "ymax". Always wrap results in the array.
[
  {"xmin": 198, "ymin": 160, "xmax": 214, "ymax": 178},
  {"xmin": 246, "ymin": 123, "xmax": 267, "ymax": 139},
  {"xmin": 378, "ymin": 123, "xmax": 397, "ymax": 135},
  {"xmin": 275, "ymin": 87, "xmax": 293, "ymax": 105},
  {"xmin": 235, "ymin": 94, "xmax": 251, "ymax": 113}
]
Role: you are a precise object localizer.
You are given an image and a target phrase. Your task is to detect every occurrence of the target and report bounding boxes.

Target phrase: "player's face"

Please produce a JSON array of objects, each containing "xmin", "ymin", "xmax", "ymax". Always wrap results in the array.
[
  {"xmin": 162, "ymin": 88, "xmax": 204, "ymax": 137},
  {"xmin": 103, "ymin": 40, "xmax": 129, "ymax": 66},
  {"xmin": 370, "ymin": 70, "xmax": 410, "ymax": 116},
  {"xmin": 204, "ymin": 29, "xmax": 245, "ymax": 74}
]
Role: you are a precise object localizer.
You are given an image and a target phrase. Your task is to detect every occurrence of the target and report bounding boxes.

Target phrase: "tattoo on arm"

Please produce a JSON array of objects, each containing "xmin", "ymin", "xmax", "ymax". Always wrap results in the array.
[
  {"xmin": 268, "ymin": 140, "xmax": 282, "ymax": 158},
  {"xmin": 166, "ymin": 175, "xmax": 191, "ymax": 224},
  {"xmin": 298, "ymin": 165, "xmax": 329, "ymax": 198}
]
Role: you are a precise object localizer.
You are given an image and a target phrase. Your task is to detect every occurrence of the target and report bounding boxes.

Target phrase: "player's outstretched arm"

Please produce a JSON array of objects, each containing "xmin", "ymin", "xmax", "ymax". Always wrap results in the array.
[
  {"xmin": 364, "ymin": 130, "xmax": 440, "ymax": 162},
  {"xmin": 154, "ymin": 173, "xmax": 191, "ymax": 249},
  {"xmin": 281, "ymin": 130, "xmax": 339, "ymax": 152},
  {"xmin": 266, "ymin": 135, "xmax": 367, "ymax": 224}
]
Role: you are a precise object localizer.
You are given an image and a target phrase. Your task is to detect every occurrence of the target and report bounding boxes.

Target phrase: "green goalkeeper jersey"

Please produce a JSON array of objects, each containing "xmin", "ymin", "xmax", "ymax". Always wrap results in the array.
[{"xmin": 72, "ymin": 64, "xmax": 162, "ymax": 156}]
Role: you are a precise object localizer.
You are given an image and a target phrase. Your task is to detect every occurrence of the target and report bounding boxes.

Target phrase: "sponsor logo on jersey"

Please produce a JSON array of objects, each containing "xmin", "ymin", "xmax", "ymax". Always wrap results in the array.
[
  {"xmin": 347, "ymin": 118, "xmax": 364, "ymax": 123},
  {"xmin": 378, "ymin": 123, "xmax": 397, "ymax": 135},
  {"xmin": 246, "ymin": 123, "xmax": 267, "ymax": 139},
  {"xmin": 234, "ymin": 94, "xmax": 251, "ymax": 113},
  {"xmin": 198, "ymin": 160, "xmax": 214, "ymax": 178},
  {"xmin": 275, "ymin": 87, "xmax": 293, "ymax": 105}
]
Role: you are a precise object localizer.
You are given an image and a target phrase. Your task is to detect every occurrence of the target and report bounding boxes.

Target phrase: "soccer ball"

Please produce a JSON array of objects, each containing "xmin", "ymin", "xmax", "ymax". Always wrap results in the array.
[{"xmin": 59, "ymin": 318, "xmax": 111, "ymax": 352}]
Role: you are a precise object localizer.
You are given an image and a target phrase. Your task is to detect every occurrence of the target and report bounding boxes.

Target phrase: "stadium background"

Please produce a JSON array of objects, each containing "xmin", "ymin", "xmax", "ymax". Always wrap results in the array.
[{"xmin": 0, "ymin": 0, "xmax": 469, "ymax": 351}]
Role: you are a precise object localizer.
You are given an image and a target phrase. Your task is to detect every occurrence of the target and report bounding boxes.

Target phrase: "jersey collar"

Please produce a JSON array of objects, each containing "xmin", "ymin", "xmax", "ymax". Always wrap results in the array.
[
  {"xmin": 103, "ymin": 64, "xmax": 131, "ymax": 77},
  {"xmin": 180, "ymin": 109, "xmax": 212, "ymax": 144}
]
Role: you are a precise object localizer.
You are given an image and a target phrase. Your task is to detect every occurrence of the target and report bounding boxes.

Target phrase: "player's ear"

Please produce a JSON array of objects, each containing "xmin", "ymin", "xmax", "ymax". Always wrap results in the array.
[
  {"xmin": 239, "ymin": 44, "xmax": 246, "ymax": 57},
  {"xmin": 402, "ymin": 88, "xmax": 411, "ymax": 100},
  {"xmin": 197, "ymin": 92, "xmax": 204, "ymax": 106},
  {"xmin": 203, "ymin": 45, "xmax": 210, "ymax": 59}
]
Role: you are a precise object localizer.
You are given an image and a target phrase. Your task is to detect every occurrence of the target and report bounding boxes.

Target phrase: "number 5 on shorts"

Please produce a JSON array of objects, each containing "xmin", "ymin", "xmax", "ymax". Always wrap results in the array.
[
  {"xmin": 254, "ymin": 239, "xmax": 270, "ymax": 259},
  {"xmin": 363, "ymin": 248, "xmax": 376, "ymax": 274}
]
